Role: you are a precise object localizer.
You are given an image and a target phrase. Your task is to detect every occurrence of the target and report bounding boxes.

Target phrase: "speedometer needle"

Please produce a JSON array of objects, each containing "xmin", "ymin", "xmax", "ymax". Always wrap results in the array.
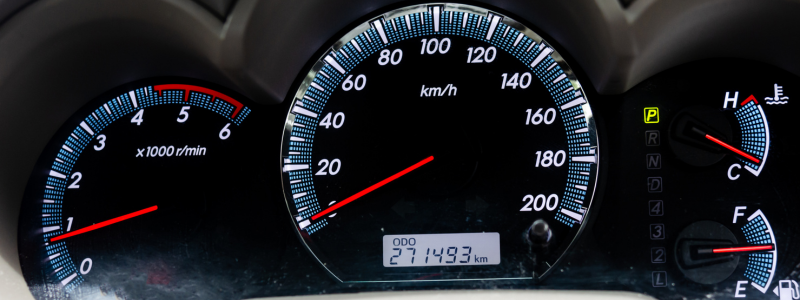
[
  {"xmin": 692, "ymin": 127, "xmax": 760, "ymax": 164},
  {"xmin": 311, "ymin": 156, "xmax": 434, "ymax": 221},
  {"xmin": 50, "ymin": 205, "xmax": 158, "ymax": 242}
]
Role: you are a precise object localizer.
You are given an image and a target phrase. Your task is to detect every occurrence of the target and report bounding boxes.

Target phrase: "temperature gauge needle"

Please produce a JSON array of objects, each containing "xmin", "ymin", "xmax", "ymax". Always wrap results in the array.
[
  {"xmin": 311, "ymin": 156, "xmax": 434, "ymax": 220},
  {"xmin": 50, "ymin": 205, "xmax": 158, "ymax": 242},
  {"xmin": 692, "ymin": 127, "xmax": 761, "ymax": 164}
]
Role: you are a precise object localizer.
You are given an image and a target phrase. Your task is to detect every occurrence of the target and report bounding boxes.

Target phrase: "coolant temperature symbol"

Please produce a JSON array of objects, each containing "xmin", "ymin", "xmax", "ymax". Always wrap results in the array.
[{"xmin": 765, "ymin": 84, "xmax": 789, "ymax": 105}]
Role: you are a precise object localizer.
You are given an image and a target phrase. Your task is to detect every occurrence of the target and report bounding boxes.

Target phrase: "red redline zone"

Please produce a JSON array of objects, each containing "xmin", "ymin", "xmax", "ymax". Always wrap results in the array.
[
  {"xmin": 153, "ymin": 84, "xmax": 244, "ymax": 118},
  {"xmin": 704, "ymin": 134, "xmax": 761, "ymax": 164},
  {"xmin": 740, "ymin": 94, "xmax": 758, "ymax": 106},
  {"xmin": 50, "ymin": 206, "xmax": 158, "ymax": 242},
  {"xmin": 311, "ymin": 156, "xmax": 434, "ymax": 221},
  {"xmin": 712, "ymin": 244, "xmax": 774, "ymax": 254}
]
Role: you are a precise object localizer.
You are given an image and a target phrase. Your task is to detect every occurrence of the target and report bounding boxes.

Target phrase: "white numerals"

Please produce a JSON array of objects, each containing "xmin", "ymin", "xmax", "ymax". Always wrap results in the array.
[
  {"xmin": 315, "ymin": 158, "xmax": 342, "ymax": 176},
  {"xmin": 68, "ymin": 172, "xmax": 82, "ymax": 189},
  {"xmin": 177, "ymin": 106, "xmax": 190, "ymax": 123},
  {"xmin": 131, "ymin": 109, "xmax": 144, "ymax": 126},
  {"xmin": 525, "ymin": 108, "xmax": 557, "ymax": 125},
  {"xmin": 320, "ymin": 112, "xmax": 345, "ymax": 129},
  {"xmin": 66, "ymin": 217, "xmax": 74, "ymax": 232},
  {"xmin": 93, "ymin": 134, "xmax": 107, "ymax": 151},
  {"xmin": 219, "ymin": 123, "xmax": 231, "ymax": 140},
  {"xmin": 535, "ymin": 150, "xmax": 566, "ymax": 167},
  {"xmin": 520, "ymin": 194, "xmax": 559, "ymax": 211},
  {"xmin": 467, "ymin": 46, "xmax": 496, "ymax": 63},
  {"xmin": 80, "ymin": 258, "xmax": 92, "ymax": 275},
  {"xmin": 501, "ymin": 72, "xmax": 532, "ymax": 89},
  {"xmin": 378, "ymin": 49, "xmax": 403, "ymax": 65},
  {"xmin": 342, "ymin": 74, "xmax": 367, "ymax": 91},
  {"xmin": 420, "ymin": 38, "xmax": 451, "ymax": 54}
]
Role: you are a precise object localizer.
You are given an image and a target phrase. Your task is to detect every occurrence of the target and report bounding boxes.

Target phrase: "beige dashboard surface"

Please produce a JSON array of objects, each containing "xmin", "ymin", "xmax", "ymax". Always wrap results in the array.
[{"xmin": 250, "ymin": 290, "xmax": 656, "ymax": 300}]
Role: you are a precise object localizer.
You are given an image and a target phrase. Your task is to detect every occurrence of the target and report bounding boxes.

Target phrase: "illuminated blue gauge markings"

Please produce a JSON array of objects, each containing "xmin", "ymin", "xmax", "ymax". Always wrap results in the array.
[
  {"xmin": 26, "ymin": 83, "xmax": 252, "ymax": 294},
  {"xmin": 281, "ymin": 3, "xmax": 600, "ymax": 282},
  {"xmin": 283, "ymin": 5, "xmax": 596, "ymax": 232},
  {"xmin": 733, "ymin": 100, "xmax": 770, "ymax": 176},
  {"xmin": 741, "ymin": 209, "xmax": 778, "ymax": 293}
]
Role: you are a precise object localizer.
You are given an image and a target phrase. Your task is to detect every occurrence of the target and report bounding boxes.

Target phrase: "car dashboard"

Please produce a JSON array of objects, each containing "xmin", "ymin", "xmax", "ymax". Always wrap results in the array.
[{"xmin": 1, "ymin": 0, "xmax": 799, "ymax": 300}]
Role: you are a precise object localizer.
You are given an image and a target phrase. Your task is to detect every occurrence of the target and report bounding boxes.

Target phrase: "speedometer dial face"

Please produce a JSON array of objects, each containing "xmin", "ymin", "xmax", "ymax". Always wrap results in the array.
[{"xmin": 280, "ymin": 3, "xmax": 600, "ymax": 282}]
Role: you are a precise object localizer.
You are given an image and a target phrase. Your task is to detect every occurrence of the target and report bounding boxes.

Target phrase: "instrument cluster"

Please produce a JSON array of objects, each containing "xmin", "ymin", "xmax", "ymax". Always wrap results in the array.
[{"xmin": 2, "ymin": 1, "xmax": 799, "ymax": 300}]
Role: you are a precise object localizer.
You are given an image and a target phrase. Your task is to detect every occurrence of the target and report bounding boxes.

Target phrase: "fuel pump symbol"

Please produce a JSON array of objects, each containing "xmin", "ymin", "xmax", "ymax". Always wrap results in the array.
[{"xmin": 773, "ymin": 280, "xmax": 800, "ymax": 300}]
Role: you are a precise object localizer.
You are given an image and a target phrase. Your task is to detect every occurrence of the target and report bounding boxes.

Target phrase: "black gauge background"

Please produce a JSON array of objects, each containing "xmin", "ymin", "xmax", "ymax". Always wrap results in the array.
[{"xmin": 17, "ymin": 78, "xmax": 291, "ymax": 300}]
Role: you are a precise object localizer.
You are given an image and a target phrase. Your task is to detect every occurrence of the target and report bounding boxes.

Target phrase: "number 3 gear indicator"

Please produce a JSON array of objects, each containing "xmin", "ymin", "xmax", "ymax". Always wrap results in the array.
[{"xmin": 280, "ymin": 3, "xmax": 600, "ymax": 282}]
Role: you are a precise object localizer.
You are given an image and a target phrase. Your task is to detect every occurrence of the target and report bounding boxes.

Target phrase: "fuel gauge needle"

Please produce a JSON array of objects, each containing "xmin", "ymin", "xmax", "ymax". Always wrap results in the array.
[
  {"xmin": 50, "ymin": 205, "xmax": 158, "ymax": 242},
  {"xmin": 698, "ymin": 244, "xmax": 774, "ymax": 254},
  {"xmin": 692, "ymin": 127, "xmax": 761, "ymax": 164}
]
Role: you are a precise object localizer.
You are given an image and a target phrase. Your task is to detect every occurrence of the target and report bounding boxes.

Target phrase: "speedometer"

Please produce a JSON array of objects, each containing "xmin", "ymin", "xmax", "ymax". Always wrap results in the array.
[{"xmin": 280, "ymin": 3, "xmax": 600, "ymax": 282}]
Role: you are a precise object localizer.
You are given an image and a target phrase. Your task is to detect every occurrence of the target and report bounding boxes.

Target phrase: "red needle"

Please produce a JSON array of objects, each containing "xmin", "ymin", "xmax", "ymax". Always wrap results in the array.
[
  {"xmin": 50, "ymin": 205, "xmax": 158, "ymax": 242},
  {"xmin": 311, "ymin": 156, "xmax": 434, "ymax": 221},
  {"xmin": 712, "ymin": 244, "xmax": 773, "ymax": 254},
  {"xmin": 704, "ymin": 134, "xmax": 761, "ymax": 164}
]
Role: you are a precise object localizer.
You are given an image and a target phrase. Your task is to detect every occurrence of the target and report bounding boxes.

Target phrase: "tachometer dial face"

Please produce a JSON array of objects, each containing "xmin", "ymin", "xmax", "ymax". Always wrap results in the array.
[
  {"xmin": 280, "ymin": 3, "xmax": 600, "ymax": 282},
  {"xmin": 18, "ymin": 79, "xmax": 276, "ymax": 300}
]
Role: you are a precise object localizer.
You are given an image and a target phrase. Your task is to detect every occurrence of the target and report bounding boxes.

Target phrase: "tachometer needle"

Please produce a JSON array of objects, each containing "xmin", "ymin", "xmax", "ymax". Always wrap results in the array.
[
  {"xmin": 50, "ymin": 205, "xmax": 158, "ymax": 242},
  {"xmin": 311, "ymin": 156, "xmax": 434, "ymax": 221},
  {"xmin": 692, "ymin": 127, "xmax": 760, "ymax": 164}
]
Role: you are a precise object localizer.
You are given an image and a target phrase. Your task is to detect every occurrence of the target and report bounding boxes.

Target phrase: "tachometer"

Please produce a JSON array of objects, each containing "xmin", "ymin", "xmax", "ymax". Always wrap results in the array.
[
  {"xmin": 18, "ymin": 79, "xmax": 275, "ymax": 300},
  {"xmin": 280, "ymin": 3, "xmax": 600, "ymax": 282}
]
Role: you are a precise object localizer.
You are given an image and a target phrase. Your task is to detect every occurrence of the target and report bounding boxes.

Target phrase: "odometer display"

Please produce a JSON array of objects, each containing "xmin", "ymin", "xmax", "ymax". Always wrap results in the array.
[
  {"xmin": 382, "ymin": 233, "xmax": 501, "ymax": 267},
  {"xmin": 281, "ymin": 3, "xmax": 600, "ymax": 282}
]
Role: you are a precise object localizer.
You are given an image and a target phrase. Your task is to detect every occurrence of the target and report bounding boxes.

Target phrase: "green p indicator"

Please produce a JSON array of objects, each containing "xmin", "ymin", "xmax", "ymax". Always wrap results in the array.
[{"xmin": 644, "ymin": 107, "xmax": 660, "ymax": 124}]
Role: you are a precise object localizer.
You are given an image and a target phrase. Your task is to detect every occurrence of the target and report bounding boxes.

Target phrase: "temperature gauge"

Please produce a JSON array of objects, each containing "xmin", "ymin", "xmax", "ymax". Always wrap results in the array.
[{"xmin": 669, "ymin": 93, "xmax": 769, "ymax": 180}]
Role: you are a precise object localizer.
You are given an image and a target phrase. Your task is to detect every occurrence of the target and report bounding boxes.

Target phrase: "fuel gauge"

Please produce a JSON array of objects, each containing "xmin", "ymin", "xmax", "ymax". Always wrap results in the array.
[{"xmin": 675, "ymin": 208, "xmax": 777, "ymax": 295}]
